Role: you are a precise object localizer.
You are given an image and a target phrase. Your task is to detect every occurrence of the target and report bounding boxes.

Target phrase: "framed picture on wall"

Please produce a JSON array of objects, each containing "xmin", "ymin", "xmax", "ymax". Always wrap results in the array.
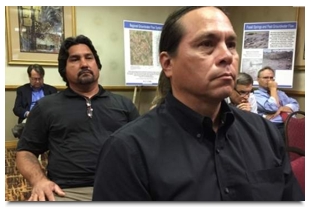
[
  {"xmin": 5, "ymin": 6, "xmax": 76, "ymax": 66},
  {"xmin": 294, "ymin": 7, "xmax": 305, "ymax": 71}
]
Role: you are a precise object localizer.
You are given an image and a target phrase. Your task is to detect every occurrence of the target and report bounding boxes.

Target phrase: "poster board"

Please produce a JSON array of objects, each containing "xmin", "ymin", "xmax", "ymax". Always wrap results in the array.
[
  {"xmin": 124, "ymin": 20, "xmax": 163, "ymax": 86},
  {"xmin": 240, "ymin": 21, "xmax": 297, "ymax": 88}
]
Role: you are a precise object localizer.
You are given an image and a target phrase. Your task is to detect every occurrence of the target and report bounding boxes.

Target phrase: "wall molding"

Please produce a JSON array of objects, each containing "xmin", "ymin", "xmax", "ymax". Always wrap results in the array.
[
  {"xmin": 279, "ymin": 89, "xmax": 305, "ymax": 97},
  {"xmin": 5, "ymin": 85, "xmax": 305, "ymax": 97},
  {"xmin": 5, "ymin": 85, "xmax": 157, "ymax": 92},
  {"xmin": 5, "ymin": 140, "xmax": 18, "ymax": 148}
]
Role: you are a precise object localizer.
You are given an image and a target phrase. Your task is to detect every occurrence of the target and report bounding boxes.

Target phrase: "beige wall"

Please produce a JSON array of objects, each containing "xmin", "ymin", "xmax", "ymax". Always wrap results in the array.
[
  {"xmin": 6, "ymin": 91, "xmax": 19, "ymax": 141},
  {"xmin": 5, "ymin": 6, "xmax": 304, "ymax": 87},
  {"xmin": 5, "ymin": 6, "xmax": 180, "ymax": 86},
  {"xmin": 5, "ymin": 6, "xmax": 305, "ymax": 141},
  {"xmin": 5, "ymin": 6, "xmax": 179, "ymax": 141}
]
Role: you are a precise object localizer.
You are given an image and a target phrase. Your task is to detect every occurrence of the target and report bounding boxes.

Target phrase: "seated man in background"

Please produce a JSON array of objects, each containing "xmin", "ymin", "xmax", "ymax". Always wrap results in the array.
[
  {"xmin": 225, "ymin": 72, "xmax": 257, "ymax": 113},
  {"xmin": 254, "ymin": 66, "xmax": 299, "ymax": 140},
  {"xmin": 13, "ymin": 64, "xmax": 57, "ymax": 124},
  {"xmin": 16, "ymin": 35, "xmax": 140, "ymax": 201}
]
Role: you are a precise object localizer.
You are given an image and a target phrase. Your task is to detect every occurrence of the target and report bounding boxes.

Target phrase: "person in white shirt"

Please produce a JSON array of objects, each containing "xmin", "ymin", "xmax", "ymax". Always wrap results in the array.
[{"xmin": 226, "ymin": 72, "xmax": 257, "ymax": 113}]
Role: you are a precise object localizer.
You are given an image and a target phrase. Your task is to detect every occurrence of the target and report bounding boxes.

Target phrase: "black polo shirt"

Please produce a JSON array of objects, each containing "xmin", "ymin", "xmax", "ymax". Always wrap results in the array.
[
  {"xmin": 17, "ymin": 85, "xmax": 139, "ymax": 188},
  {"xmin": 93, "ymin": 92, "xmax": 304, "ymax": 201}
]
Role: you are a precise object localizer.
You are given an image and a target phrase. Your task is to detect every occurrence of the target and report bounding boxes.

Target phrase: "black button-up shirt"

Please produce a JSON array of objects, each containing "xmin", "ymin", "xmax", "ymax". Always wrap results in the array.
[
  {"xmin": 93, "ymin": 92, "xmax": 304, "ymax": 201},
  {"xmin": 17, "ymin": 85, "xmax": 139, "ymax": 188}
]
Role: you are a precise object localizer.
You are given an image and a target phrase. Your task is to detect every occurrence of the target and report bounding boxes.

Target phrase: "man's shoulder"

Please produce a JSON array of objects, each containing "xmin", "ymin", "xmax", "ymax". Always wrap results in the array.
[
  {"xmin": 104, "ymin": 90, "xmax": 135, "ymax": 106},
  {"xmin": 106, "ymin": 90, "xmax": 131, "ymax": 101},
  {"xmin": 17, "ymin": 83, "xmax": 30, "ymax": 90},
  {"xmin": 231, "ymin": 105, "xmax": 260, "ymax": 120},
  {"xmin": 113, "ymin": 108, "xmax": 162, "ymax": 135},
  {"xmin": 104, "ymin": 112, "xmax": 158, "ymax": 155},
  {"xmin": 38, "ymin": 90, "xmax": 62, "ymax": 103},
  {"xmin": 253, "ymin": 88, "xmax": 263, "ymax": 94},
  {"xmin": 231, "ymin": 106, "xmax": 275, "ymax": 127},
  {"xmin": 43, "ymin": 83, "xmax": 57, "ymax": 91},
  {"xmin": 276, "ymin": 89, "xmax": 287, "ymax": 95},
  {"xmin": 248, "ymin": 93, "xmax": 256, "ymax": 100}
]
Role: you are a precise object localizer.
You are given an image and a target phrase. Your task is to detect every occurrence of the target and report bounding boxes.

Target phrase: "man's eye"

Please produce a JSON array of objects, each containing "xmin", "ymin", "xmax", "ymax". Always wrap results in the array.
[
  {"xmin": 227, "ymin": 42, "xmax": 236, "ymax": 49},
  {"xmin": 201, "ymin": 41, "xmax": 213, "ymax": 47},
  {"xmin": 69, "ymin": 57, "xmax": 79, "ymax": 61}
]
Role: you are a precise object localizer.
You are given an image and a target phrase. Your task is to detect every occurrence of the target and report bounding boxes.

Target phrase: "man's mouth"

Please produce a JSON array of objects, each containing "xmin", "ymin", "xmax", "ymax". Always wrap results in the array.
[{"xmin": 78, "ymin": 70, "xmax": 93, "ymax": 77}]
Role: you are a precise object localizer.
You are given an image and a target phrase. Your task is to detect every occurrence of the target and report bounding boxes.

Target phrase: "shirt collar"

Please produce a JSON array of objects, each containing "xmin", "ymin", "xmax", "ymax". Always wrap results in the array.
[
  {"xmin": 165, "ymin": 92, "xmax": 234, "ymax": 138},
  {"xmin": 225, "ymin": 97, "xmax": 232, "ymax": 104},
  {"xmin": 258, "ymin": 86, "xmax": 269, "ymax": 93},
  {"xmin": 30, "ymin": 84, "xmax": 44, "ymax": 91},
  {"xmin": 64, "ymin": 85, "xmax": 109, "ymax": 98}
]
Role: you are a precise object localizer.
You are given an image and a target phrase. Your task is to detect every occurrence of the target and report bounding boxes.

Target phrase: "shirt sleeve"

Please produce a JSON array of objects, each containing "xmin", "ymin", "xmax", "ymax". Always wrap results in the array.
[
  {"xmin": 254, "ymin": 89, "xmax": 279, "ymax": 115},
  {"xmin": 278, "ymin": 90, "xmax": 299, "ymax": 112},
  {"xmin": 16, "ymin": 103, "xmax": 49, "ymax": 155},
  {"xmin": 119, "ymin": 95, "xmax": 140, "ymax": 122},
  {"xmin": 249, "ymin": 94, "xmax": 258, "ymax": 114},
  {"xmin": 13, "ymin": 87, "xmax": 28, "ymax": 119},
  {"xmin": 128, "ymin": 103, "xmax": 140, "ymax": 121}
]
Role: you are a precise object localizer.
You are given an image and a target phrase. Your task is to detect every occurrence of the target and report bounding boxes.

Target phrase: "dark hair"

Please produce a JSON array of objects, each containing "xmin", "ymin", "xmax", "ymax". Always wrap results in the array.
[
  {"xmin": 236, "ymin": 72, "xmax": 253, "ymax": 86},
  {"xmin": 159, "ymin": 6, "xmax": 228, "ymax": 57},
  {"xmin": 257, "ymin": 66, "xmax": 275, "ymax": 78},
  {"xmin": 151, "ymin": 71, "xmax": 171, "ymax": 107},
  {"xmin": 58, "ymin": 35, "xmax": 102, "ymax": 86},
  {"xmin": 27, "ymin": 64, "xmax": 45, "ymax": 77}
]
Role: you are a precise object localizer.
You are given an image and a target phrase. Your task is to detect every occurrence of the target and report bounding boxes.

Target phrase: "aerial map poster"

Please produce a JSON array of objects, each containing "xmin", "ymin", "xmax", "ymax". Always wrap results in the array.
[
  {"xmin": 241, "ymin": 21, "xmax": 297, "ymax": 88},
  {"xmin": 124, "ymin": 20, "xmax": 163, "ymax": 86}
]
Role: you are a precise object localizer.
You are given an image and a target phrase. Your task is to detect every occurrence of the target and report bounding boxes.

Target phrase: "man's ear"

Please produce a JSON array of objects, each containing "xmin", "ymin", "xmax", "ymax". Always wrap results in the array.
[{"xmin": 159, "ymin": 51, "xmax": 173, "ymax": 78}]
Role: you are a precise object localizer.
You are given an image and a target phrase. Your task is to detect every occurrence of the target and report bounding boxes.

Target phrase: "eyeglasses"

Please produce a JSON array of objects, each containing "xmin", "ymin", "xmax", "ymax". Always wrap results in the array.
[
  {"xmin": 260, "ymin": 76, "xmax": 274, "ymax": 80},
  {"xmin": 30, "ymin": 77, "xmax": 43, "ymax": 81},
  {"xmin": 85, "ymin": 99, "xmax": 93, "ymax": 118},
  {"xmin": 234, "ymin": 88, "xmax": 252, "ymax": 97}
]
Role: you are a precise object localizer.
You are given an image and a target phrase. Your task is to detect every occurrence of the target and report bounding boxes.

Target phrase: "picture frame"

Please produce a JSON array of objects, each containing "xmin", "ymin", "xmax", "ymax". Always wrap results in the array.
[
  {"xmin": 5, "ymin": 6, "xmax": 76, "ymax": 66},
  {"xmin": 294, "ymin": 7, "xmax": 305, "ymax": 71}
]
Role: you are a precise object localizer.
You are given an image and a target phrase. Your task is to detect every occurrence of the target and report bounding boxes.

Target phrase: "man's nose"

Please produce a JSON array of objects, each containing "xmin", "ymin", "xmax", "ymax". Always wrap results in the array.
[
  {"xmin": 243, "ymin": 94, "xmax": 249, "ymax": 99},
  {"xmin": 80, "ymin": 58, "xmax": 88, "ymax": 67},
  {"xmin": 216, "ymin": 43, "xmax": 234, "ymax": 66}
]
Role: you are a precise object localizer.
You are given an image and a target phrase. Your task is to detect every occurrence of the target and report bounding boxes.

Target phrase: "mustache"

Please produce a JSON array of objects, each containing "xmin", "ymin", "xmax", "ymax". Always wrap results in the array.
[{"xmin": 78, "ymin": 68, "xmax": 93, "ymax": 77}]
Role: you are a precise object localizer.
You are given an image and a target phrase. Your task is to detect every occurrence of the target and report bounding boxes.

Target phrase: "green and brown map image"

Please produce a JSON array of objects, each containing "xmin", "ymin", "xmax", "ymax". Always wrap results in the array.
[{"xmin": 130, "ymin": 30, "xmax": 153, "ymax": 66}]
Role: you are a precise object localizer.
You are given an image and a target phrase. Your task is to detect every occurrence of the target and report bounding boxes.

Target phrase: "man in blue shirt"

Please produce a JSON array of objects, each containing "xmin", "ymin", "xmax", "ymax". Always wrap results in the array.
[
  {"xmin": 254, "ymin": 66, "xmax": 299, "ymax": 140},
  {"xmin": 13, "ymin": 64, "xmax": 57, "ymax": 124}
]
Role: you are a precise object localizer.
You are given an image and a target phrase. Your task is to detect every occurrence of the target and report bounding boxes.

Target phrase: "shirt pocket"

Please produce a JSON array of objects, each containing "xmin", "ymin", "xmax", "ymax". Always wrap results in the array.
[
  {"xmin": 98, "ymin": 108, "xmax": 130, "ymax": 131},
  {"xmin": 247, "ymin": 166, "xmax": 285, "ymax": 200},
  {"xmin": 248, "ymin": 166, "xmax": 283, "ymax": 183}
]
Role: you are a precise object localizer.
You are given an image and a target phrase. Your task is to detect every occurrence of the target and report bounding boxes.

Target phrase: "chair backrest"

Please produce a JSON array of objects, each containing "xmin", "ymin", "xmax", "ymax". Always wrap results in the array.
[
  {"xmin": 284, "ymin": 110, "xmax": 305, "ymax": 161},
  {"xmin": 290, "ymin": 156, "xmax": 305, "ymax": 194}
]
